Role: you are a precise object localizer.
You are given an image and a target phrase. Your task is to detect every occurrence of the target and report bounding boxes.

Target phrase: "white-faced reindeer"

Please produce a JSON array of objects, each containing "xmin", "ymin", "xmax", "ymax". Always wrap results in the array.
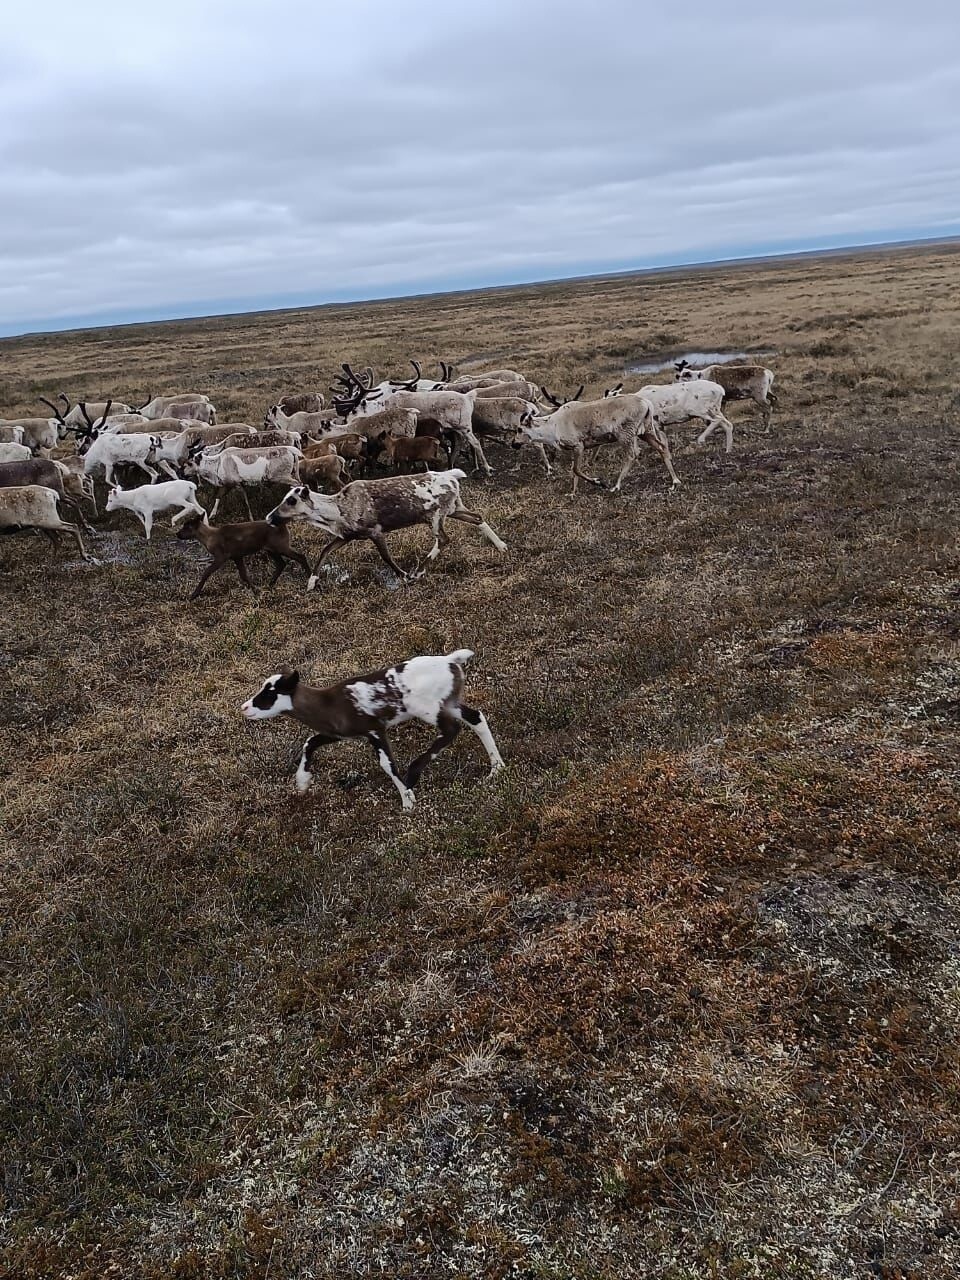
[
  {"xmin": 266, "ymin": 469, "xmax": 507, "ymax": 590},
  {"xmin": 513, "ymin": 392, "xmax": 679, "ymax": 492},
  {"xmin": 264, "ymin": 405, "xmax": 339, "ymax": 435},
  {"xmin": 674, "ymin": 359, "xmax": 777, "ymax": 430},
  {"xmin": 605, "ymin": 380, "xmax": 738, "ymax": 452},
  {"xmin": 105, "ymin": 479, "xmax": 207, "ymax": 540},
  {"xmin": 240, "ymin": 649, "xmax": 503, "ymax": 811}
]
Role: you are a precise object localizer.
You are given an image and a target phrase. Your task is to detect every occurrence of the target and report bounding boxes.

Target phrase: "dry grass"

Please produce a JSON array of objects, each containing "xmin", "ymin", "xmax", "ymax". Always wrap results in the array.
[{"xmin": 2, "ymin": 242, "xmax": 960, "ymax": 1279}]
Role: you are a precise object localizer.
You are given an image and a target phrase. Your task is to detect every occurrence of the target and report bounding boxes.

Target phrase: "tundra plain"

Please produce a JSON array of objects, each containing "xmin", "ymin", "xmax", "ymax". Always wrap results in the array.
[{"xmin": 2, "ymin": 242, "xmax": 960, "ymax": 1278}]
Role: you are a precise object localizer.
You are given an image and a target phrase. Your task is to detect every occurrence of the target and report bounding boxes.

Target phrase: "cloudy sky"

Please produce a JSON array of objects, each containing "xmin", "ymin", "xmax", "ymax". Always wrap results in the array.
[{"xmin": 2, "ymin": 0, "xmax": 958, "ymax": 335}]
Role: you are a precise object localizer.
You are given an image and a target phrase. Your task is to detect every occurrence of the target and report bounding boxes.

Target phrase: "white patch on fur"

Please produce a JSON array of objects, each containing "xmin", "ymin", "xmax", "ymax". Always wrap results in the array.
[
  {"xmin": 478, "ymin": 521, "xmax": 507, "ymax": 552},
  {"xmin": 348, "ymin": 680, "xmax": 390, "ymax": 716},
  {"xmin": 390, "ymin": 657, "xmax": 456, "ymax": 727},
  {"xmin": 295, "ymin": 760, "xmax": 313, "ymax": 792},
  {"xmin": 476, "ymin": 715, "xmax": 505, "ymax": 771},
  {"xmin": 232, "ymin": 456, "xmax": 271, "ymax": 482},
  {"xmin": 373, "ymin": 747, "xmax": 415, "ymax": 810},
  {"xmin": 411, "ymin": 471, "xmax": 459, "ymax": 507}
]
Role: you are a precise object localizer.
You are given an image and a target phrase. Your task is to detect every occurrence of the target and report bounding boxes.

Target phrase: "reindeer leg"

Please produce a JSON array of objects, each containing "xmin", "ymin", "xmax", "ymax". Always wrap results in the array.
[
  {"xmin": 368, "ymin": 730, "xmax": 415, "ymax": 811},
  {"xmin": 294, "ymin": 733, "xmax": 338, "ymax": 793},
  {"xmin": 306, "ymin": 536, "xmax": 348, "ymax": 591},
  {"xmin": 404, "ymin": 710, "xmax": 461, "ymax": 789},
  {"xmin": 762, "ymin": 396, "xmax": 774, "ymax": 433},
  {"xmin": 720, "ymin": 414, "xmax": 735, "ymax": 453},
  {"xmin": 266, "ymin": 551, "xmax": 287, "ymax": 586},
  {"xmin": 425, "ymin": 511, "xmax": 447, "ymax": 561},
  {"xmin": 369, "ymin": 532, "xmax": 413, "ymax": 581},
  {"xmin": 233, "ymin": 556, "xmax": 258, "ymax": 595},
  {"xmin": 465, "ymin": 431, "xmax": 493, "ymax": 476},
  {"xmin": 611, "ymin": 440, "xmax": 640, "ymax": 492},
  {"xmin": 282, "ymin": 548, "xmax": 311, "ymax": 577},
  {"xmin": 190, "ymin": 560, "xmax": 221, "ymax": 600},
  {"xmin": 57, "ymin": 521, "xmax": 90, "ymax": 562},
  {"xmin": 454, "ymin": 703, "xmax": 505, "ymax": 775},
  {"xmin": 570, "ymin": 443, "xmax": 605, "ymax": 494},
  {"xmin": 642, "ymin": 425, "xmax": 681, "ymax": 488},
  {"xmin": 61, "ymin": 496, "xmax": 95, "ymax": 534},
  {"xmin": 448, "ymin": 506, "xmax": 507, "ymax": 552}
]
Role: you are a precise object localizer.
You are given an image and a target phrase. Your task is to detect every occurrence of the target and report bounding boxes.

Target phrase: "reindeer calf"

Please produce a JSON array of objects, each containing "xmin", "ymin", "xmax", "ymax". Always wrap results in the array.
[
  {"xmin": 176, "ymin": 515, "xmax": 310, "ymax": 599},
  {"xmin": 240, "ymin": 650, "xmax": 504, "ymax": 811}
]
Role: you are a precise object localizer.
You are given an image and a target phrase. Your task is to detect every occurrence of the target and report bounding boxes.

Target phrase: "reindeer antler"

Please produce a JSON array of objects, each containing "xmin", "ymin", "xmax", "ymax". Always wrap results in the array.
[{"xmin": 39, "ymin": 396, "xmax": 66, "ymax": 423}]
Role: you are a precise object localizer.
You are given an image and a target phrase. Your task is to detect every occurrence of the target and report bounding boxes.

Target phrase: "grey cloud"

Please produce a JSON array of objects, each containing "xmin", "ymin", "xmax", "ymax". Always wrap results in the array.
[{"xmin": 1, "ymin": 0, "xmax": 958, "ymax": 333}]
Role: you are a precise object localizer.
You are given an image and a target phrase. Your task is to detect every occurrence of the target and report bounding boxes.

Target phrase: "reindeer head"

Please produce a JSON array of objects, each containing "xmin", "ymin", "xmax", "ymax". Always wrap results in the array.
[{"xmin": 241, "ymin": 668, "xmax": 300, "ymax": 719}]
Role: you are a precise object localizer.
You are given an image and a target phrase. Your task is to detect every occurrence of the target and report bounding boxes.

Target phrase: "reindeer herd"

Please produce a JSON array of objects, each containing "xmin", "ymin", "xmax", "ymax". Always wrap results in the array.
[{"xmin": 1, "ymin": 355, "xmax": 776, "ymax": 807}]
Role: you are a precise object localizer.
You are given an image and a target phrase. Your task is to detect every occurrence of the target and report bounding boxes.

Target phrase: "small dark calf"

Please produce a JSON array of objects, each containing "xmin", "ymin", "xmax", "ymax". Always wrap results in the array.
[
  {"xmin": 240, "ymin": 649, "xmax": 504, "ymax": 810},
  {"xmin": 377, "ymin": 431, "xmax": 445, "ymax": 471},
  {"xmin": 299, "ymin": 454, "xmax": 347, "ymax": 490},
  {"xmin": 302, "ymin": 433, "xmax": 367, "ymax": 462},
  {"xmin": 176, "ymin": 515, "xmax": 310, "ymax": 599}
]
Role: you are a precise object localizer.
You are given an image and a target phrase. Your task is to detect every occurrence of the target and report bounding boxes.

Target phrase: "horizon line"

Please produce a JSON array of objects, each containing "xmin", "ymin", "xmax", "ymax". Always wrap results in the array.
[{"xmin": 4, "ymin": 230, "xmax": 959, "ymax": 343}]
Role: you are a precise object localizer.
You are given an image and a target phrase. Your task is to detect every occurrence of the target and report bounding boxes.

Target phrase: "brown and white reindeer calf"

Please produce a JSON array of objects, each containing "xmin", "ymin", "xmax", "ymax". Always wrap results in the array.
[
  {"xmin": 266, "ymin": 469, "xmax": 507, "ymax": 590},
  {"xmin": 240, "ymin": 649, "xmax": 504, "ymax": 811},
  {"xmin": 298, "ymin": 453, "xmax": 348, "ymax": 490}
]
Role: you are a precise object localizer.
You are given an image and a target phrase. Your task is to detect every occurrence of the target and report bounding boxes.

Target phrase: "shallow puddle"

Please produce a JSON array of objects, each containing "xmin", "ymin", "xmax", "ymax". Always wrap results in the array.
[{"xmin": 627, "ymin": 349, "xmax": 774, "ymax": 374}]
